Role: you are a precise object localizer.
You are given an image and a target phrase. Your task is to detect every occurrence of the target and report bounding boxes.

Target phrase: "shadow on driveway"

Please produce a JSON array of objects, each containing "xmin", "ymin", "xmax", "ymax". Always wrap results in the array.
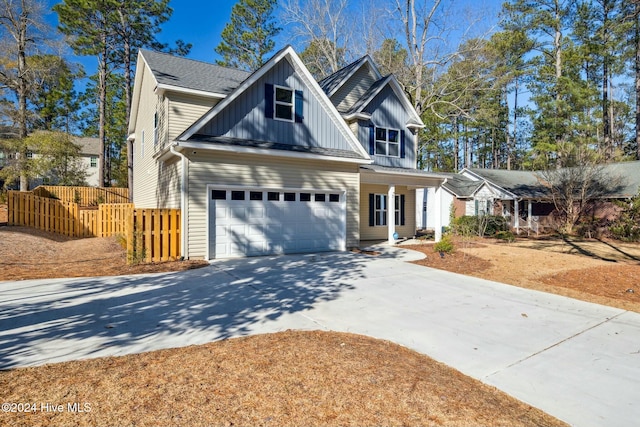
[{"xmin": 0, "ymin": 251, "xmax": 385, "ymax": 370}]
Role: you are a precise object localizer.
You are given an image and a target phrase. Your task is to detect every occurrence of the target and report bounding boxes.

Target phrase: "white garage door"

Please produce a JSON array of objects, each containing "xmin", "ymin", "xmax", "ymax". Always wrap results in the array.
[{"xmin": 208, "ymin": 187, "xmax": 346, "ymax": 259}]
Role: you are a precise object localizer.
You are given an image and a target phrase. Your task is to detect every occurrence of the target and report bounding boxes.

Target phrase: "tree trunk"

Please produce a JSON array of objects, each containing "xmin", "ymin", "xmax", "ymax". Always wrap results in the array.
[
  {"xmin": 17, "ymin": 2, "xmax": 29, "ymax": 191},
  {"xmin": 98, "ymin": 32, "xmax": 108, "ymax": 188}
]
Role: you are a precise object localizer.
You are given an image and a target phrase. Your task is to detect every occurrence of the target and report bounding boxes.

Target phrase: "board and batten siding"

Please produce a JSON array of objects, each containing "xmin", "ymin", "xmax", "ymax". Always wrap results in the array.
[
  {"xmin": 185, "ymin": 151, "xmax": 360, "ymax": 259},
  {"xmin": 359, "ymin": 183, "xmax": 416, "ymax": 241},
  {"xmin": 198, "ymin": 59, "xmax": 356, "ymax": 154},
  {"xmin": 361, "ymin": 84, "xmax": 417, "ymax": 169},
  {"xmin": 331, "ymin": 64, "xmax": 378, "ymax": 113}
]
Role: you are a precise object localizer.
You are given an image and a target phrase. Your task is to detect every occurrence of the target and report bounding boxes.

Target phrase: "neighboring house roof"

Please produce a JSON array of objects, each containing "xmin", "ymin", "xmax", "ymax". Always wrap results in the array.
[
  {"xmin": 139, "ymin": 49, "xmax": 251, "ymax": 97},
  {"xmin": 465, "ymin": 168, "xmax": 552, "ymax": 199},
  {"xmin": 74, "ymin": 137, "xmax": 100, "ymax": 156},
  {"xmin": 442, "ymin": 173, "xmax": 483, "ymax": 198},
  {"xmin": 462, "ymin": 161, "xmax": 640, "ymax": 200},
  {"xmin": 596, "ymin": 160, "xmax": 640, "ymax": 198}
]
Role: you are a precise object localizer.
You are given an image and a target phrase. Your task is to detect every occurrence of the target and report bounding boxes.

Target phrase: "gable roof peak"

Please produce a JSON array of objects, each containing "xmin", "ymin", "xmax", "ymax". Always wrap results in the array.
[{"xmin": 319, "ymin": 54, "xmax": 383, "ymax": 97}]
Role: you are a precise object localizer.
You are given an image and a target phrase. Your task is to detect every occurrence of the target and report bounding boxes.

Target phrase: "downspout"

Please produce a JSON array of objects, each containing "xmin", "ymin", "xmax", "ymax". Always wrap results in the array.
[{"xmin": 170, "ymin": 144, "xmax": 189, "ymax": 260}]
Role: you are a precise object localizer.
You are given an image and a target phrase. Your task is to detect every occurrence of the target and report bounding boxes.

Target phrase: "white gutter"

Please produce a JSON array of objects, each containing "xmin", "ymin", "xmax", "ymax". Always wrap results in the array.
[{"xmin": 170, "ymin": 144, "xmax": 189, "ymax": 260}]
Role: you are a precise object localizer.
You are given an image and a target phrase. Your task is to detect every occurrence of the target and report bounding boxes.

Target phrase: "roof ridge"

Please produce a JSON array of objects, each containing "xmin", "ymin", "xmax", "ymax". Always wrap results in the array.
[{"xmin": 140, "ymin": 48, "xmax": 252, "ymax": 75}]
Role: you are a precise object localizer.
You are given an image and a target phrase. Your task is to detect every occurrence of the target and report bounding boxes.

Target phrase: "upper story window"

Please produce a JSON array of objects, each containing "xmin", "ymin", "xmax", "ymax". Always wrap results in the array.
[
  {"xmin": 90, "ymin": 156, "xmax": 98, "ymax": 168},
  {"xmin": 265, "ymin": 83, "xmax": 304, "ymax": 123},
  {"xmin": 274, "ymin": 86, "xmax": 293, "ymax": 121},
  {"xmin": 375, "ymin": 127, "xmax": 400, "ymax": 157}
]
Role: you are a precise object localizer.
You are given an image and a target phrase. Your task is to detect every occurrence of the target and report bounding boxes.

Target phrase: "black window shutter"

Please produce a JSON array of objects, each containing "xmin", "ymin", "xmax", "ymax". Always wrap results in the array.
[
  {"xmin": 369, "ymin": 125, "xmax": 375, "ymax": 155},
  {"xmin": 294, "ymin": 90, "xmax": 304, "ymax": 122},
  {"xmin": 369, "ymin": 193, "xmax": 375, "ymax": 226},
  {"xmin": 400, "ymin": 130, "xmax": 406, "ymax": 158},
  {"xmin": 265, "ymin": 83, "xmax": 274, "ymax": 118},
  {"xmin": 400, "ymin": 194, "xmax": 406, "ymax": 226}
]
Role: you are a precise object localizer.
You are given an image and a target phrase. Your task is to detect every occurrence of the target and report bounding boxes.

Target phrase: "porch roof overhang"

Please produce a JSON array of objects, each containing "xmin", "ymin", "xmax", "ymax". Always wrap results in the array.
[{"xmin": 360, "ymin": 164, "xmax": 447, "ymax": 188}]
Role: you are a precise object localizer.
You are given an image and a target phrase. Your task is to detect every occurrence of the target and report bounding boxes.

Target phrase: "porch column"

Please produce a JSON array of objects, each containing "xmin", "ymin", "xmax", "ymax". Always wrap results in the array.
[
  {"xmin": 527, "ymin": 200, "xmax": 533, "ymax": 229},
  {"xmin": 514, "ymin": 199, "xmax": 520, "ymax": 233},
  {"xmin": 388, "ymin": 184, "xmax": 396, "ymax": 244},
  {"xmin": 434, "ymin": 186, "xmax": 442, "ymax": 243}
]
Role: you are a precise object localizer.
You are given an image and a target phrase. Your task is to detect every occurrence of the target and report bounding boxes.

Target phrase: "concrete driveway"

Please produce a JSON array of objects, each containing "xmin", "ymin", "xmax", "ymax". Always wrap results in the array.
[{"xmin": 1, "ymin": 247, "xmax": 639, "ymax": 427}]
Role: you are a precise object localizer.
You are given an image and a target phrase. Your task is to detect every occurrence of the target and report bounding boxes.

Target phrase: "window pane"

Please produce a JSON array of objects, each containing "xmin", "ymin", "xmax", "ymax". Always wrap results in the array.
[
  {"xmin": 315, "ymin": 193, "xmax": 326, "ymax": 202},
  {"xmin": 250, "ymin": 191, "xmax": 263, "ymax": 200},
  {"xmin": 267, "ymin": 192, "xmax": 280, "ymax": 201},
  {"xmin": 329, "ymin": 194, "xmax": 340, "ymax": 202},
  {"xmin": 212, "ymin": 190, "xmax": 226, "ymax": 200},
  {"xmin": 388, "ymin": 142, "xmax": 399, "ymax": 157},
  {"xmin": 231, "ymin": 191, "xmax": 245, "ymax": 200},
  {"xmin": 275, "ymin": 87, "xmax": 292, "ymax": 103},
  {"xmin": 376, "ymin": 141, "xmax": 387, "ymax": 155},
  {"xmin": 300, "ymin": 192, "xmax": 311, "ymax": 201},
  {"xmin": 275, "ymin": 104, "xmax": 292, "ymax": 120},
  {"xmin": 388, "ymin": 129, "xmax": 399, "ymax": 142},
  {"xmin": 375, "ymin": 127, "xmax": 386, "ymax": 141},
  {"xmin": 375, "ymin": 195, "xmax": 381, "ymax": 210},
  {"xmin": 284, "ymin": 192, "xmax": 296, "ymax": 201}
]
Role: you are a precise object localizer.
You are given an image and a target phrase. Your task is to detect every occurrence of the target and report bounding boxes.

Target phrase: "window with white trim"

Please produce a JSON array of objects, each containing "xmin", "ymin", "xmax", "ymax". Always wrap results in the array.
[
  {"xmin": 375, "ymin": 127, "xmax": 400, "ymax": 157},
  {"xmin": 274, "ymin": 85, "xmax": 294, "ymax": 121},
  {"xmin": 90, "ymin": 156, "xmax": 98, "ymax": 168}
]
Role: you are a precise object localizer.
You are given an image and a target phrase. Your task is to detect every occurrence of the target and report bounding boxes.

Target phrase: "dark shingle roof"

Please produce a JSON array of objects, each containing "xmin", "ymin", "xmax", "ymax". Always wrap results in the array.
[
  {"xmin": 442, "ymin": 174, "xmax": 483, "ymax": 197},
  {"xmin": 318, "ymin": 56, "xmax": 369, "ymax": 95},
  {"xmin": 342, "ymin": 75, "xmax": 390, "ymax": 115},
  {"xmin": 140, "ymin": 49, "xmax": 251, "ymax": 95},
  {"xmin": 188, "ymin": 135, "xmax": 369, "ymax": 160},
  {"xmin": 467, "ymin": 168, "xmax": 551, "ymax": 199},
  {"xmin": 74, "ymin": 137, "xmax": 100, "ymax": 155},
  {"xmin": 596, "ymin": 160, "xmax": 640, "ymax": 198}
]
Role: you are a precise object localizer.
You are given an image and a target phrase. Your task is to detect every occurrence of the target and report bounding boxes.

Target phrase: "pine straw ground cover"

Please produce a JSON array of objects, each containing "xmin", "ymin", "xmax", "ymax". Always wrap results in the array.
[{"xmin": 0, "ymin": 330, "xmax": 567, "ymax": 427}]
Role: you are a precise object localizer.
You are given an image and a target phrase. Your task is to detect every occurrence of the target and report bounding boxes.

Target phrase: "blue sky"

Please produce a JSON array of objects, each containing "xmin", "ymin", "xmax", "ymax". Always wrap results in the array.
[{"xmin": 46, "ymin": 0, "xmax": 504, "ymax": 68}]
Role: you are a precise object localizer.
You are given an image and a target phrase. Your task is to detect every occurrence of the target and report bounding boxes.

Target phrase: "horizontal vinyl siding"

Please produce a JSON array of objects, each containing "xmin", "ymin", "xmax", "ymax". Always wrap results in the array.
[
  {"xmin": 156, "ymin": 156, "xmax": 181, "ymax": 209},
  {"xmin": 168, "ymin": 93, "xmax": 217, "ymax": 141},
  {"xmin": 186, "ymin": 151, "xmax": 360, "ymax": 259},
  {"xmin": 360, "ymin": 184, "xmax": 416, "ymax": 241},
  {"xmin": 332, "ymin": 65, "xmax": 378, "ymax": 113},
  {"xmin": 132, "ymin": 65, "xmax": 161, "ymax": 208}
]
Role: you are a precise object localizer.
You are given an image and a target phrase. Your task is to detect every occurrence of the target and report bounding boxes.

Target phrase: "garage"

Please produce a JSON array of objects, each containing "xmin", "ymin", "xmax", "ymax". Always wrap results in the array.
[{"xmin": 208, "ymin": 186, "xmax": 347, "ymax": 259}]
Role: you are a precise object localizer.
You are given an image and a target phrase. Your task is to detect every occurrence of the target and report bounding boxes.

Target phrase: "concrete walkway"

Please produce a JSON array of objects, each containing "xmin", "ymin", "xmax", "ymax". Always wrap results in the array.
[{"xmin": 1, "ymin": 247, "xmax": 638, "ymax": 427}]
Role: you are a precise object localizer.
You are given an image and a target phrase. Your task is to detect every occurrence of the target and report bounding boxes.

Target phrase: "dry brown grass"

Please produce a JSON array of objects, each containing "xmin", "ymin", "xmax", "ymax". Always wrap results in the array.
[
  {"xmin": 0, "ymin": 330, "xmax": 567, "ymax": 427},
  {"xmin": 407, "ymin": 236, "xmax": 640, "ymax": 313}
]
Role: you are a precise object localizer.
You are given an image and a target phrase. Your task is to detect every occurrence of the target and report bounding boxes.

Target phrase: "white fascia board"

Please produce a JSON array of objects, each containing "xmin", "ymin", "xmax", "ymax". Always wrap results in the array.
[
  {"xmin": 174, "ymin": 140, "xmax": 372, "ymax": 165},
  {"xmin": 155, "ymin": 83, "xmax": 227, "ymax": 99},
  {"xmin": 128, "ymin": 51, "xmax": 149, "ymax": 135},
  {"xmin": 342, "ymin": 111, "xmax": 372, "ymax": 121}
]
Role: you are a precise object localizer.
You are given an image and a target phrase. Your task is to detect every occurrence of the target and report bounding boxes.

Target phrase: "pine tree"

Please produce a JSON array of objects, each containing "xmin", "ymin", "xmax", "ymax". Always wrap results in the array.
[{"xmin": 215, "ymin": 0, "xmax": 280, "ymax": 71}]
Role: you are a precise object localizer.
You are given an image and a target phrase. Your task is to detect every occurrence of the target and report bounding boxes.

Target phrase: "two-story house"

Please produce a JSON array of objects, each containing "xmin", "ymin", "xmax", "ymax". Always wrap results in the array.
[{"xmin": 129, "ymin": 46, "xmax": 446, "ymax": 259}]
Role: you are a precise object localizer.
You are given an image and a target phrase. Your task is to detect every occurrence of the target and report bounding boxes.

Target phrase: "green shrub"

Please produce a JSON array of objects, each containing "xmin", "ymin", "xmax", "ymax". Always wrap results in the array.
[
  {"xmin": 434, "ymin": 235, "xmax": 454, "ymax": 254},
  {"xmin": 494, "ymin": 230, "xmax": 515, "ymax": 242},
  {"xmin": 453, "ymin": 215, "xmax": 508, "ymax": 237},
  {"xmin": 609, "ymin": 190, "xmax": 640, "ymax": 242}
]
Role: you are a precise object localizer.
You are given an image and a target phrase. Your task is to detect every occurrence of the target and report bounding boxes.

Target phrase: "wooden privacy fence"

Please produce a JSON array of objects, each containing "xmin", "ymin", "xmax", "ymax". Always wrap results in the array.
[
  {"xmin": 8, "ymin": 191, "xmax": 180, "ymax": 263},
  {"xmin": 8, "ymin": 191, "xmax": 80, "ymax": 237},
  {"xmin": 33, "ymin": 185, "xmax": 129, "ymax": 205}
]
